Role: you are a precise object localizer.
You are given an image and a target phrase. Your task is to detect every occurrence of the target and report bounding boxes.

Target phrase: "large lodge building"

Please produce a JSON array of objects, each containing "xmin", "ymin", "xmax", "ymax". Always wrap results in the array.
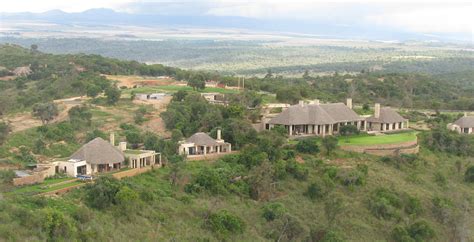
[{"xmin": 266, "ymin": 98, "xmax": 409, "ymax": 137}]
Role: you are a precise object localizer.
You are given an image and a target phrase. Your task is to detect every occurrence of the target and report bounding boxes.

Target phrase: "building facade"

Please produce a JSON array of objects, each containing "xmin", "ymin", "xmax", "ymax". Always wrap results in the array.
[
  {"xmin": 366, "ymin": 104, "xmax": 409, "ymax": 132},
  {"xmin": 178, "ymin": 129, "xmax": 231, "ymax": 157},
  {"xmin": 448, "ymin": 113, "xmax": 474, "ymax": 134},
  {"xmin": 266, "ymin": 99, "xmax": 366, "ymax": 136}
]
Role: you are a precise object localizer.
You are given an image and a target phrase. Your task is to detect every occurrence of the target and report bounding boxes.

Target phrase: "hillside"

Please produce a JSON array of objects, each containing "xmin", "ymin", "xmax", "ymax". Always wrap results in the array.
[{"xmin": 0, "ymin": 46, "xmax": 473, "ymax": 242}]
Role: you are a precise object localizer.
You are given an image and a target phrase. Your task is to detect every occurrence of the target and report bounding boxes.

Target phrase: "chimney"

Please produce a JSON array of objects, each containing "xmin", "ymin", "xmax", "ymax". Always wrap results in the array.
[
  {"xmin": 110, "ymin": 132, "xmax": 115, "ymax": 146},
  {"xmin": 119, "ymin": 142, "xmax": 127, "ymax": 151},
  {"xmin": 375, "ymin": 103, "xmax": 381, "ymax": 118},
  {"xmin": 298, "ymin": 100, "xmax": 305, "ymax": 106},
  {"xmin": 464, "ymin": 112, "xmax": 468, "ymax": 117},
  {"xmin": 217, "ymin": 129, "xmax": 222, "ymax": 140},
  {"xmin": 346, "ymin": 98, "xmax": 352, "ymax": 109}
]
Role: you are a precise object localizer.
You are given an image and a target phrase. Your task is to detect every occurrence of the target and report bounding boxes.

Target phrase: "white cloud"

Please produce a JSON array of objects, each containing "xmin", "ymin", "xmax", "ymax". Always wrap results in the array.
[
  {"xmin": 1, "ymin": 0, "xmax": 472, "ymax": 35},
  {"xmin": 366, "ymin": 5, "xmax": 473, "ymax": 33}
]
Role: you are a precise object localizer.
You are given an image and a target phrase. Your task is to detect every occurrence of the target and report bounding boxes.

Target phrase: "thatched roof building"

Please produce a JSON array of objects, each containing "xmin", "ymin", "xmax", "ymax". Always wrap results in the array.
[{"xmin": 70, "ymin": 137, "xmax": 124, "ymax": 165}]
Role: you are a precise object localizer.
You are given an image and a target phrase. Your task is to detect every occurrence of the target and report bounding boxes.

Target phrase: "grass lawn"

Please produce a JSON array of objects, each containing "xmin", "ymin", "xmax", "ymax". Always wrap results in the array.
[{"xmin": 339, "ymin": 131, "xmax": 418, "ymax": 146}]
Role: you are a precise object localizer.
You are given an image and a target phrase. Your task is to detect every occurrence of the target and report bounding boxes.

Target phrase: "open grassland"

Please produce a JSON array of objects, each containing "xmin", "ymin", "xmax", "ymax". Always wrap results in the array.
[{"xmin": 8, "ymin": 177, "xmax": 80, "ymax": 195}]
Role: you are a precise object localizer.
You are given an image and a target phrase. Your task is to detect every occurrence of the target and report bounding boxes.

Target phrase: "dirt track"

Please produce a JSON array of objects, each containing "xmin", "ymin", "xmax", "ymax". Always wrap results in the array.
[
  {"xmin": 134, "ymin": 96, "xmax": 172, "ymax": 138},
  {"xmin": 6, "ymin": 96, "xmax": 86, "ymax": 133}
]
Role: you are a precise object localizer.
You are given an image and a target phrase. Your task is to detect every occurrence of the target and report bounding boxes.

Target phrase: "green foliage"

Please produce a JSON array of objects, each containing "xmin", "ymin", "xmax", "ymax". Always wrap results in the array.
[
  {"xmin": 134, "ymin": 106, "xmax": 149, "ymax": 124},
  {"xmin": 85, "ymin": 129, "xmax": 107, "ymax": 142},
  {"xmin": 41, "ymin": 208, "xmax": 76, "ymax": 240},
  {"xmin": 32, "ymin": 102, "xmax": 59, "ymax": 124},
  {"xmin": 262, "ymin": 202, "xmax": 287, "ymax": 221},
  {"xmin": 308, "ymin": 228, "xmax": 346, "ymax": 242},
  {"xmin": 68, "ymin": 105, "xmax": 92, "ymax": 128},
  {"xmin": 105, "ymin": 86, "xmax": 121, "ymax": 105},
  {"xmin": 432, "ymin": 196, "xmax": 453, "ymax": 224},
  {"xmin": 187, "ymin": 72, "xmax": 206, "ymax": 90},
  {"xmin": 296, "ymin": 138, "xmax": 320, "ymax": 154},
  {"xmin": 206, "ymin": 210, "xmax": 245, "ymax": 237},
  {"xmin": 305, "ymin": 181, "xmax": 326, "ymax": 200},
  {"xmin": 84, "ymin": 176, "xmax": 122, "ymax": 210},
  {"xmin": 185, "ymin": 163, "xmax": 247, "ymax": 195},
  {"xmin": 115, "ymin": 186, "xmax": 141, "ymax": 216},
  {"xmin": 393, "ymin": 220, "xmax": 435, "ymax": 242},
  {"xmin": 465, "ymin": 165, "xmax": 474, "ymax": 183},
  {"xmin": 325, "ymin": 193, "xmax": 345, "ymax": 227},
  {"xmin": 0, "ymin": 122, "xmax": 10, "ymax": 145},
  {"xmin": 286, "ymin": 160, "xmax": 309, "ymax": 181},
  {"xmin": 0, "ymin": 169, "xmax": 15, "ymax": 183},
  {"xmin": 405, "ymin": 196, "xmax": 423, "ymax": 217},
  {"xmin": 322, "ymin": 136, "xmax": 338, "ymax": 155},
  {"xmin": 339, "ymin": 124, "xmax": 359, "ymax": 137},
  {"xmin": 368, "ymin": 188, "xmax": 402, "ymax": 220},
  {"xmin": 422, "ymin": 128, "xmax": 474, "ymax": 156}
]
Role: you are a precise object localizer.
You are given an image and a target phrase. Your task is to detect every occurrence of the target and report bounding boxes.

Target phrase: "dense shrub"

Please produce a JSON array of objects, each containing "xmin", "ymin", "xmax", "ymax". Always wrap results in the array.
[
  {"xmin": 84, "ymin": 176, "xmax": 122, "ymax": 210},
  {"xmin": 305, "ymin": 181, "xmax": 326, "ymax": 200},
  {"xmin": 185, "ymin": 163, "xmax": 247, "ymax": 195},
  {"xmin": 405, "ymin": 196, "xmax": 423, "ymax": 216},
  {"xmin": 286, "ymin": 160, "xmax": 309, "ymax": 180},
  {"xmin": 308, "ymin": 228, "xmax": 346, "ymax": 242},
  {"xmin": 368, "ymin": 188, "xmax": 402, "ymax": 220},
  {"xmin": 206, "ymin": 210, "xmax": 245, "ymax": 236},
  {"xmin": 465, "ymin": 165, "xmax": 474, "ymax": 183},
  {"xmin": 0, "ymin": 170, "xmax": 15, "ymax": 183},
  {"xmin": 262, "ymin": 202, "xmax": 287, "ymax": 221},
  {"xmin": 296, "ymin": 138, "xmax": 320, "ymax": 154},
  {"xmin": 432, "ymin": 196, "xmax": 453, "ymax": 224},
  {"xmin": 407, "ymin": 220, "xmax": 435, "ymax": 241}
]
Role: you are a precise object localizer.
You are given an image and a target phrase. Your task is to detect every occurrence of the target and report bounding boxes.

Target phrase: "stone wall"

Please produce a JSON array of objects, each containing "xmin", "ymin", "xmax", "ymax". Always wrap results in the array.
[
  {"xmin": 112, "ymin": 166, "xmax": 153, "ymax": 180},
  {"xmin": 340, "ymin": 139, "xmax": 419, "ymax": 156},
  {"xmin": 13, "ymin": 173, "xmax": 45, "ymax": 186}
]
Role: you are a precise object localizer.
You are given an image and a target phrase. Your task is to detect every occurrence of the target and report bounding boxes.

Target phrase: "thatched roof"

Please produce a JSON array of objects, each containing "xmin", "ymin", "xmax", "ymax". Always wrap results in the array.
[
  {"xmin": 70, "ymin": 138, "xmax": 124, "ymax": 165},
  {"xmin": 269, "ymin": 102, "xmax": 362, "ymax": 125},
  {"xmin": 12, "ymin": 66, "xmax": 31, "ymax": 76},
  {"xmin": 185, "ymin": 132, "xmax": 220, "ymax": 146},
  {"xmin": 454, "ymin": 116, "xmax": 474, "ymax": 128},
  {"xmin": 366, "ymin": 107, "xmax": 407, "ymax": 123}
]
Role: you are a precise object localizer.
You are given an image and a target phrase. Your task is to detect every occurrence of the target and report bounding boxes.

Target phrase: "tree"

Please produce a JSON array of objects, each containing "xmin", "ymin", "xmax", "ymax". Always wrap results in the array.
[
  {"xmin": 105, "ymin": 86, "xmax": 121, "ymax": 105},
  {"xmin": 68, "ymin": 105, "xmax": 92, "ymax": 128},
  {"xmin": 0, "ymin": 122, "xmax": 10, "ymax": 145},
  {"xmin": 115, "ymin": 186, "xmax": 141, "ymax": 216},
  {"xmin": 168, "ymin": 155, "xmax": 186, "ymax": 186},
  {"xmin": 188, "ymin": 73, "xmax": 206, "ymax": 90},
  {"xmin": 86, "ymin": 84, "xmax": 101, "ymax": 98},
  {"xmin": 303, "ymin": 70, "xmax": 311, "ymax": 80},
  {"xmin": 248, "ymin": 160, "xmax": 275, "ymax": 201},
  {"xmin": 134, "ymin": 106, "xmax": 148, "ymax": 124},
  {"xmin": 296, "ymin": 138, "xmax": 320, "ymax": 154},
  {"xmin": 84, "ymin": 176, "xmax": 121, "ymax": 210},
  {"xmin": 32, "ymin": 102, "xmax": 59, "ymax": 125},
  {"xmin": 30, "ymin": 44, "xmax": 38, "ymax": 52},
  {"xmin": 322, "ymin": 136, "xmax": 338, "ymax": 155}
]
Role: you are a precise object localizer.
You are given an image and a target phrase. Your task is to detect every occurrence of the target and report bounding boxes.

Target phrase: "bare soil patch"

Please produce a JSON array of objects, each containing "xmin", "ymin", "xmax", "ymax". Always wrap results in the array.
[
  {"xmin": 104, "ymin": 75, "xmax": 175, "ymax": 88},
  {"xmin": 134, "ymin": 96, "xmax": 173, "ymax": 138}
]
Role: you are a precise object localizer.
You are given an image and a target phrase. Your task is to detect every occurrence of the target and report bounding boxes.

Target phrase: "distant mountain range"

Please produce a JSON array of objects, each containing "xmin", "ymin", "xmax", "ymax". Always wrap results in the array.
[{"xmin": 0, "ymin": 8, "xmax": 470, "ymax": 43}]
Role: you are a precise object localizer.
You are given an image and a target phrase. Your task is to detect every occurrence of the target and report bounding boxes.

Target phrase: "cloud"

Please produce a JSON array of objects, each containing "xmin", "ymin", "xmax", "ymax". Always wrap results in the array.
[{"xmin": 1, "ymin": 0, "xmax": 472, "ymax": 35}]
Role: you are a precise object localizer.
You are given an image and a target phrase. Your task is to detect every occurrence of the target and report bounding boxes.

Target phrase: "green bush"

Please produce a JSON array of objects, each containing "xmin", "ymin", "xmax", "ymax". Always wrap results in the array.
[
  {"xmin": 405, "ymin": 196, "xmax": 423, "ymax": 216},
  {"xmin": 407, "ymin": 220, "xmax": 435, "ymax": 241},
  {"xmin": 305, "ymin": 181, "xmax": 325, "ymax": 200},
  {"xmin": 432, "ymin": 196, "xmax": 453, "ymax": 224},
  {"xmin": 392, "ymin": 225, "xmax": 415, "ymax": 242},
  {"xmin": 286, "ymin": 160, "xmax": 309, "ymax": 180},
  {"xmin": 465, "ymin": 165, "xmax": 474, "ymax": 182},
  {"xmin": 262, "ymin": 202, "xmax": 286, "ymax": 221},
  {"xmin": 84, "ymin": 176, "xmax": 122, "ymax": 210},
  {"xmin": 206, "ymin": 210, "xmax": 245, "ymax": 236},
  {"xmin": 0, "ymin": 170, "xmax": 15, "ymax": 183},
  {"xmin": 296, "ymin": 138, "xmax": 320, "ymax": 154},
  {"xmin": 308, "ymin": 228, "xmax": 346, "ymax": 242},
  {"xmin": 368, "ymin": 188, "xmax": 402, "ymax": 220}
]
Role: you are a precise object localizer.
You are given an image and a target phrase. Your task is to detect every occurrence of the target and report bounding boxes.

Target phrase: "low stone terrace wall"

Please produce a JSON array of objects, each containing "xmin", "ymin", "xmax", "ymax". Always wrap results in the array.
[{"xmin": 340, "ymin": 139, "xmax": 419, "ymax": 156}]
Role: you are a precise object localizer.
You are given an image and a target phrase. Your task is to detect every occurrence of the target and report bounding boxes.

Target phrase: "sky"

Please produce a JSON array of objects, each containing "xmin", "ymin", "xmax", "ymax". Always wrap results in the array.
[{"xmin": 1, "ymin": 0, "xmax": 473, "ymax": 35}]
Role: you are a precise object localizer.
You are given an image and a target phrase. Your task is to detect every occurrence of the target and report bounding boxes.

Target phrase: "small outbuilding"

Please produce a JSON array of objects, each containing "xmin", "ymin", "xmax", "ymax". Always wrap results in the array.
[
  {"xmin": 178, "ymin": 129, "xmax": 231, "ymax": 156},
  {"xmin": 366, "ymin": 104, "xmax": 409, "ymax": 132},
  {"xmin": 448, "ymin": 113, "xmax": 474, "ymax": 134}
]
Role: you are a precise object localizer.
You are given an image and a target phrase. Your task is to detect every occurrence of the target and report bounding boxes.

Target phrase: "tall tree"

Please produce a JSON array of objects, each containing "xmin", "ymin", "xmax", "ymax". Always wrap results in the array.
[
  {"xmin": 188, "ymin": 73, "xmax": 206, "ymax": 90},
  {"xmin": 32, "ymin": 102, "xmax": 58, "ymax": 125},
  {"xmin": 105, "ymin": 86, "xmax": 121, "ymax": 105}
]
